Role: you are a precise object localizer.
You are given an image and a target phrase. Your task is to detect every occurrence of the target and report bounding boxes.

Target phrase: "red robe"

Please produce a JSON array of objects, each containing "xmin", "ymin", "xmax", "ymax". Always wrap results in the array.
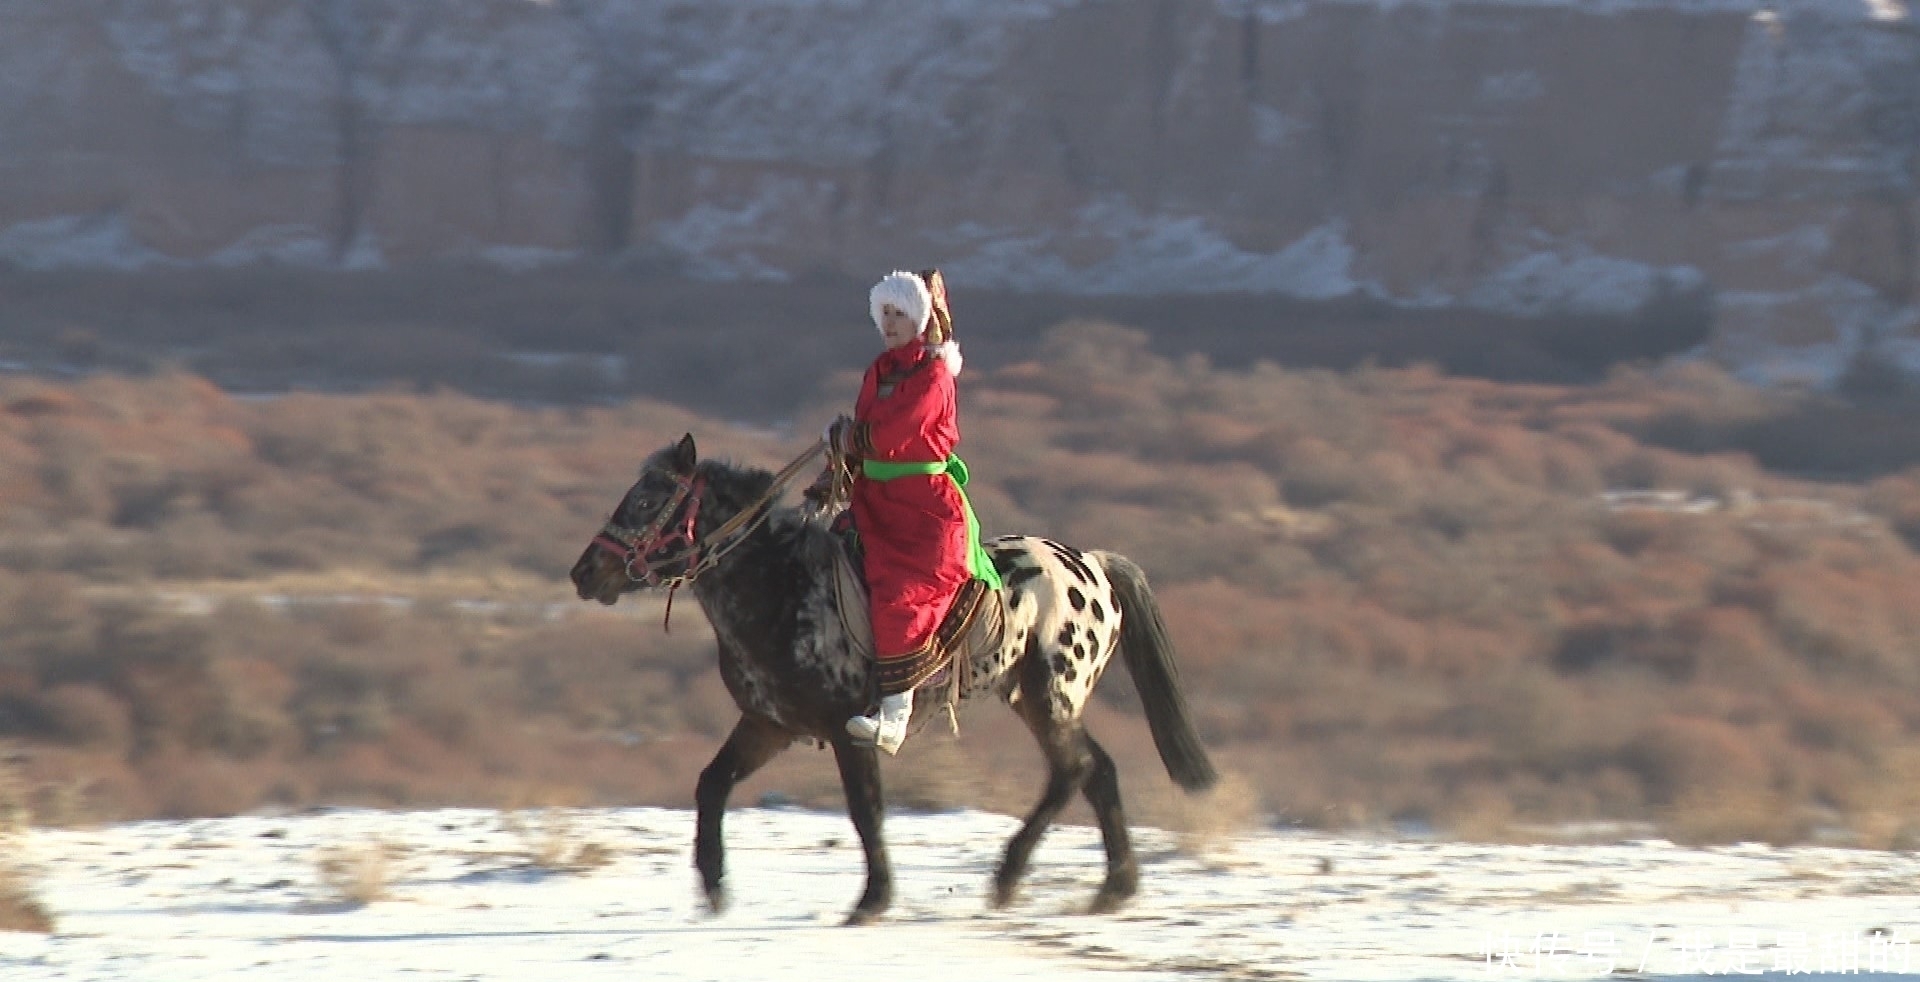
[{"xmin": 850, "ymin": 344, "xmax": 971, "ymax": 660}]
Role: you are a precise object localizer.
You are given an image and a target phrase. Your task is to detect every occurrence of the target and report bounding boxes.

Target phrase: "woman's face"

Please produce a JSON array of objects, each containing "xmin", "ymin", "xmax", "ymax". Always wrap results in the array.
[{"xmin": 878, "ymin": 304, "xmax": 921, "ymax": 349}]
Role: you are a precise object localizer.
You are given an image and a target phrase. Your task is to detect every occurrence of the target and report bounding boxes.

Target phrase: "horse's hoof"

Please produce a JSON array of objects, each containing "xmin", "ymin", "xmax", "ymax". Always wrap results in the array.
[
  {"xmin": 989, "ymin": 881, "xmax": 1017, "ymax": 910},
  {"xmin": 843, "ymin": 906, "xmax": 886, "ymax": 927},
  {"xmin": 1086, "ymin": 886, "xmax": 1133, "ymax": 915},
  {"xmin": 701, "ymin": 884, "xmax": 730, "ymax": 916},
  {"xmin": 1087, "ymin": 870, "xmax": 1137, "ymax": 915}
]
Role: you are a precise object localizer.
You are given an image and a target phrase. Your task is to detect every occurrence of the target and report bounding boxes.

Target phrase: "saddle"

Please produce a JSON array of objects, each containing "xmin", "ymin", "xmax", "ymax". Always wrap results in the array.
[{"xmin": 828, "ymin": 515, "xmax": 1005, "ymax": 703}]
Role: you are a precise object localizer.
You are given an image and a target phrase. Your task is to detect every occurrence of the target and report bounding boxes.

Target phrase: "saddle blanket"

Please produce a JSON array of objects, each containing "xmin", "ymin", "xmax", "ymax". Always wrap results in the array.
[{"xmin": 829, "ymin": 525, "xmax": 1005, "ymax": 699}]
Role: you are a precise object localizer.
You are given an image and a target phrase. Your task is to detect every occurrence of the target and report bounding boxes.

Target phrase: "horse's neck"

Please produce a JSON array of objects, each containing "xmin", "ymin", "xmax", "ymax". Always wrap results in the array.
[
  {"xmin": 685, "ymin": 477, "xmax": 816, "ymax": 638},
  {"xmin": 689, "ymin": 466, "xmax": 773, "ymax": 547}
]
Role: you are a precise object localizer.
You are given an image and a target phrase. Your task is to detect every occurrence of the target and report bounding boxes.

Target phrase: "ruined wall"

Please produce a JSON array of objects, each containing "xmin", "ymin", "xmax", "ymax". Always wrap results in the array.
[{"xmin": 1, "ymin": 0, "xmax": 1916, "ymax": 383}]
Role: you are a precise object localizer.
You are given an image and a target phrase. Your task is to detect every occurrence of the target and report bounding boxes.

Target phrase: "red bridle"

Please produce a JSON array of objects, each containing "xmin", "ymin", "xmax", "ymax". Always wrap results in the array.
[
  {"xmin": 581, "ymin": 438, "xmax": 830, "ymax": 632},
  {"xmin": 590, "ymin": 472, "xmax": 708, "ymax": 589}
]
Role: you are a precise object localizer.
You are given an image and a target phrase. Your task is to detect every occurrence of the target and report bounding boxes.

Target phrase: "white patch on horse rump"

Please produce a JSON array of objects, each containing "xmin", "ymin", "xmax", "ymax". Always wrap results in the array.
[{"xmin": 971, "ymin": 535, "xmax": 1122, "ymax": 722}]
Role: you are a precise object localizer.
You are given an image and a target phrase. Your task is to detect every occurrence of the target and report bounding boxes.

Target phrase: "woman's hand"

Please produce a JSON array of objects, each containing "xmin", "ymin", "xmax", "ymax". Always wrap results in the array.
[
  {"xmin": 825, "ymin": 415, "xmax": 855, "ymax": 457},
  {"xmin": 825, "ymin": 414, "xmax": 873, "ymax": 461}
]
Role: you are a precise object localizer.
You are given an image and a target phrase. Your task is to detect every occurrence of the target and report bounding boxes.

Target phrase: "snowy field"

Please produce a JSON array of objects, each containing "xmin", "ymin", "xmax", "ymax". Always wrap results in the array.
[{"xmin": 3, "ymin": 806, "xmax": 1920, "ymax": 981}]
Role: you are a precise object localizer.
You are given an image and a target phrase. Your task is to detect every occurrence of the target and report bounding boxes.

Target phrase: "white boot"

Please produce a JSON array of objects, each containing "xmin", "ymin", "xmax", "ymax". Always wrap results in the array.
[{"xmin": 846, "ymin": 690, "xmax": 914, "ymax": 755}]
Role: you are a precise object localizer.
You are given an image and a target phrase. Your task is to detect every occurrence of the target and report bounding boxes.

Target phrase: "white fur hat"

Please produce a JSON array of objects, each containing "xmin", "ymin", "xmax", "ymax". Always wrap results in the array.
[{"xmin": 869, "ymin": 271, "xmax": 932, "ymax": 336}]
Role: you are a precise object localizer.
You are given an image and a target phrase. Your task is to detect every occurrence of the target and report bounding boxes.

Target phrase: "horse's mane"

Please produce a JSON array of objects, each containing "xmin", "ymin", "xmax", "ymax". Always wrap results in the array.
[{"xmin": 686, "ymin": 455, "xmax": 839, "ymax": 570}]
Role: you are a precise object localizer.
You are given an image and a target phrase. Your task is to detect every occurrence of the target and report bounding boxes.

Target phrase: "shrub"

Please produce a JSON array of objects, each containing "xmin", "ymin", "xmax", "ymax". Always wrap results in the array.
[
  {"xmin": 501, "ymin": 809, "xmax": 615, "ymax": 873},
  {"xmin": 1662, "ymin": 789, "xmax": 1812, "ymax": 847},
  {"xmin": 0, "ymin": 863, "xmax": 53, "ymax": 934},
  {"xmin": 1622, "ymin": 715, "xmax": 1772, "ymax": 807},
  {"xmin": 314, "ymin": 840, "xmax": 396, "ymax": 906},
  {"xmin": 39, "ymin": 686, "xmax": 134, "ymax": 752}
]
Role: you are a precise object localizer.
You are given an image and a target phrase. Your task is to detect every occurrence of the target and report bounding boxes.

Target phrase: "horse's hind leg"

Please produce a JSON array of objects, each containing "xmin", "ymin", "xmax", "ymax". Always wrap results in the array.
[
  {"xmin": 994, "ymin": 715, "xmax": 1137, "ymax": 913},
  {"xmin": 992, "ymin": 695, "xmax": 1093, "ymax": 909},
  {"xmin": 694, "ymin": 715, "xmax": 789, "ymax": 914},
  {"xmin": 830, "ymin": 735, "xmax": 893, "ymax": 926},
  {"xmin": 1080, "ymin": 732, "xmax": 1138, "ymax": 913}
]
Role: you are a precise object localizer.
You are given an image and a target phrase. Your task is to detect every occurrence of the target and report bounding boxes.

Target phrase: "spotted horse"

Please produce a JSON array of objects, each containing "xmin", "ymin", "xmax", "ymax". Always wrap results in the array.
[{"xmin": 570, "ymin": 435, "xmax": 1218, "ymax": 925}]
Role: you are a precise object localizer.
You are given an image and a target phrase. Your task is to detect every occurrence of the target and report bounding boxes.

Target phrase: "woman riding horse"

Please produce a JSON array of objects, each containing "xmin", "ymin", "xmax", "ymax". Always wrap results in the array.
[
  {"xmin": 570, "ymin": 270, "xmax": 1216, "ymax": 923},
  {"xmin": 828, "ymin": 269, "xmax": 1000, "ymax": 754}
]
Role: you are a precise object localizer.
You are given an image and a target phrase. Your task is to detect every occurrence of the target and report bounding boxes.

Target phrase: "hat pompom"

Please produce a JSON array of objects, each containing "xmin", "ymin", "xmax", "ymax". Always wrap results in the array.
[
  {"xmin": 869, "ymin": 272, "xmax": 932, "ymax": 336},
  {"xmin": 929, "ymin": 340, "xmax": 963, "ymax": 377}
]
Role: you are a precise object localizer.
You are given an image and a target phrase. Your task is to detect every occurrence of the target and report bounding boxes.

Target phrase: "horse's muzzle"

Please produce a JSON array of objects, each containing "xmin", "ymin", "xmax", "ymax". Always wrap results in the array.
[{"xmin": 569, "ymin": 548, "xmax": 622, "ymax": 605}]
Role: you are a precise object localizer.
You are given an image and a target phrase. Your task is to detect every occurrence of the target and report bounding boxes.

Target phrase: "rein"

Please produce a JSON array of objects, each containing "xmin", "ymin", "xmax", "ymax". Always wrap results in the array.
[{"xmin": 592, "ymin": 440, "xmax": 827, "ymax": 630}]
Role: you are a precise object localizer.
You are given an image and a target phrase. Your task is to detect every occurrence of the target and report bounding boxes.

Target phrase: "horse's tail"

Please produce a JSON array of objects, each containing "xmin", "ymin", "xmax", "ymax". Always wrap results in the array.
[{"xmin": 1090, "ymin": 551, "xmax": 1218, "ymax": 793}]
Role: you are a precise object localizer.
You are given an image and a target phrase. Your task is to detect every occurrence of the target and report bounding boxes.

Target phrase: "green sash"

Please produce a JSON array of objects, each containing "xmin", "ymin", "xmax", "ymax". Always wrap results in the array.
[{"xmin": 861, "ymin": 454, "xmax": 1004, "ymax": 590}]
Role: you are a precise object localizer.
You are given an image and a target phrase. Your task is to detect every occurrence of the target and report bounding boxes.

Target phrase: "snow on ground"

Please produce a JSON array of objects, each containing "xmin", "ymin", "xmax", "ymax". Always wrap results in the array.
[{"xmin": 3, "ymin": 806, "xmax": 1920, "ymax": 981}]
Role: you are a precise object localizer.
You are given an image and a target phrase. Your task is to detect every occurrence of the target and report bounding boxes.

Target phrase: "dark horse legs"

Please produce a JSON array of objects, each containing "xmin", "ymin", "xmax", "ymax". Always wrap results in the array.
[
  {"xmin": 1079, "ymin": 734, "xmax": 1140, "ymax": 912},
  {"xmin": 993, "ymin": 661, "xmax": 1139, "ymax": 911},
  {"xmin": 830, "ymin": 736, "xmax": 894, "ymax": 925},
  {"xmin": 693, "ymin": 716, "xmax": 894, "ymax": 926},
  {"xmin": 694, "ymin": 716, "xmax": 789, "ymax": 913}
]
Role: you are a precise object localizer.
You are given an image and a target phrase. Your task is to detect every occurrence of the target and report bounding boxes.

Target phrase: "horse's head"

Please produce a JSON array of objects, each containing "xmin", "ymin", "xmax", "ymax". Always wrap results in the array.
[{"xmin": 570, "ymin": 433, "xmax": 705, "ymax": 605}]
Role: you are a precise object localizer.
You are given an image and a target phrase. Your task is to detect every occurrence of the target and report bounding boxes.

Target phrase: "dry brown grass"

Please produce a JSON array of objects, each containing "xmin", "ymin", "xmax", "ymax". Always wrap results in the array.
[
  {"xmin": 1661, "ymin": 790, "xmax": 1814, "ymax": 848},
  {"xmin": 314, "ymin": 840, "xmax": 398, "ymax": 906},
  {"xmin": 501, "ymin": 808, "xmax": 615, "ymax": 874},
  {"xmin": 0, "ymin": 759, "xmax": 54, "ymax": 934},
  {"xmin": 0, "ymin": 759, "xmax": 28, "ymax": 837},
  {"xmin": 0, "ymin": 863, "xmax": 54, "ymax": 934}
]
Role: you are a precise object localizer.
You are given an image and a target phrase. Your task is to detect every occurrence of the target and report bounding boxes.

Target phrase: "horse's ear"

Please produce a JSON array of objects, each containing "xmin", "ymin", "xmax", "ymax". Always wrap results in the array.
[{"xmin": 671, "ymin": 433, "xmax": 698, "ymax": 474}]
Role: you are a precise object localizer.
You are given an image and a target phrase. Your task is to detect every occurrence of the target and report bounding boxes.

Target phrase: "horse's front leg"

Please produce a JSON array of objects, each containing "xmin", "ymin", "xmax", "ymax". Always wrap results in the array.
[
  {"xmin": 829, "ymin": 735, "xmax": 893, "ymax": 925},
  {"xmin": 694, "ymin": 715, "xmax": 790, "ymax": 914}
]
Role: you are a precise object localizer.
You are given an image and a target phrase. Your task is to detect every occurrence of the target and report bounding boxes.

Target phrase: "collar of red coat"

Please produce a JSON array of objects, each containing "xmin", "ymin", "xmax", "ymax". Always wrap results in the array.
[{"xmin": 875, "ymin": 342, "xmax": 931, "ymax": 374}]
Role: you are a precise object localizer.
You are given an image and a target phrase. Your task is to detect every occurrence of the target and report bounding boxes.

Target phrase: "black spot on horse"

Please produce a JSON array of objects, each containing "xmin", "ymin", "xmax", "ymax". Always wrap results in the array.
[
  {"xmin": 1067, "ymin": 587, "xmax": 1086, "ymax": 612},
  {"xmin": 1052, "ymin": 654, "xmax": 1069, "ymax": 674},
  {"xmin": 1064, "ymin": 666, "xmax": 1079, "ymax": 683},
  {"xmin": 989, "ymin": 549, "xmax": 1021, "ymax": 580},
  {"xmin": 1073, "ymin": 643, "xmax": 1085, "ymax": 660},
  {"xmin": 1005, "ymin": 566, "xmax": 1044, "ymax": 591},
  {"xmin": 1086, "ymin": 626, "xmax": 1101, "ymax": 645},
  {"xmin": 1090, "ymin": 599, "xmax": 1105, "ymax": 622},
  {"xmin": 1007, "ymin": 590, "xmax": 1023, "ymax": 610},
  {"xmin": 1045, "ymin": 540, "xmax": 1097, "ymax": 585},
  {"xmin": 1056, "ymin": 625, "xmax": 1077, "ymax": 647}
]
